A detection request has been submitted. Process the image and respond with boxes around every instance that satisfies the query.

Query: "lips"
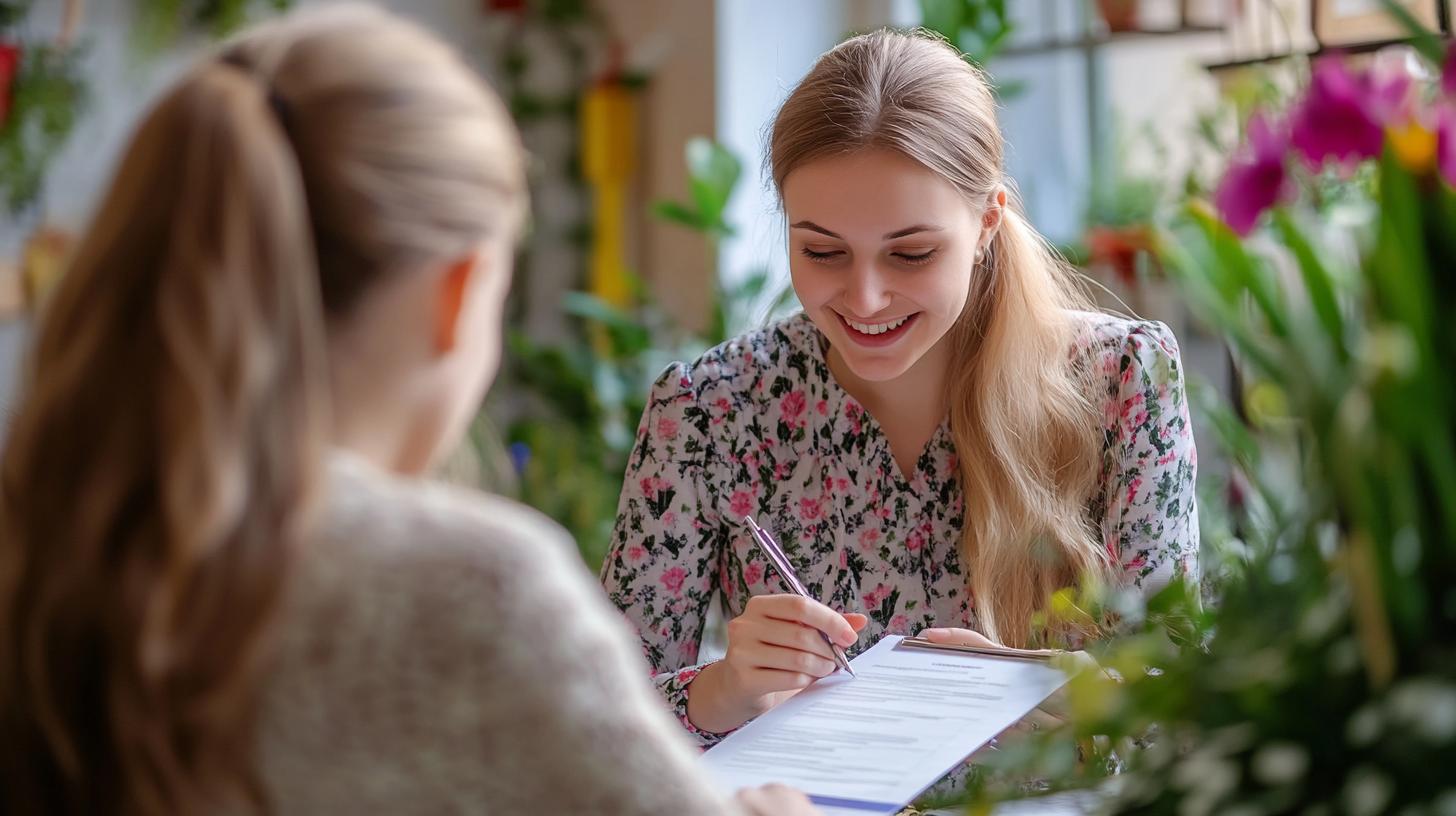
[836,311,919,347]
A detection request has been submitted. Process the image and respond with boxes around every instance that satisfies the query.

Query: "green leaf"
[1156,221,1282,376]
[561,292,652,355]
[1272,209,1347,362]
[1188,205,1292,339]
[652,200,704,231]
[917,0,966,42]
[1371,150,1434,352]
[685,137,741,235]
[1378,0,1447,63]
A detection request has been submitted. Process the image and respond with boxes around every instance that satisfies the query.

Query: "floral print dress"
[601,311,1198,746]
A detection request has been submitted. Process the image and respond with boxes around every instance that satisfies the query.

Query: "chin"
[836,351,917,383]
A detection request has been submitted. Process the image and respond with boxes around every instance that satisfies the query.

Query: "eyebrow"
[789,221,945,240]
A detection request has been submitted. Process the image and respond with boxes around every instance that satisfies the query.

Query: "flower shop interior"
[1,0,1454,814]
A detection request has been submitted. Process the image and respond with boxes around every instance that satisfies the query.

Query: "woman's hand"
[734,783,821,815]
[920,627,1098,735]
[687,595,867,734]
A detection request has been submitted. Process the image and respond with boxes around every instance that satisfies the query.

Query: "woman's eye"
[892,249,938,265]
[800,247,844,262]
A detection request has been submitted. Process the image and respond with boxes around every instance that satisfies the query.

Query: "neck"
[826,336,951,431]
[327,341,438,477]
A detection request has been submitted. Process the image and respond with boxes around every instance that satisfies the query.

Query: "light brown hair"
[771,29,1110,647]
[0,5,524,813]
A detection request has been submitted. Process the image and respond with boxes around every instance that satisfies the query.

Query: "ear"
[980,187,1008,250]
[434,252,482,355]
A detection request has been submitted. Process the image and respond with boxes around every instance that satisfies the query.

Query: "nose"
[840,261,892,318]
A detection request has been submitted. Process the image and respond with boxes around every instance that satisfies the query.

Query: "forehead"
[781,149,977,236]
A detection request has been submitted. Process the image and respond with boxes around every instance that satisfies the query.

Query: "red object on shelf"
[1086,224,1155,287]
[1096,0,1140,33]
[0,41,21,129]
[485,0,527,12]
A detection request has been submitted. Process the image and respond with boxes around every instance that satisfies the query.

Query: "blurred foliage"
[0,40,84,214]
[955,30,1456,816]
[915,0,1024,98]
[133,0,291,49]
[496,138,797,569]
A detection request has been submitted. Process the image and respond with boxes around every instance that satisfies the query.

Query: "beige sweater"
[255,453,736,815]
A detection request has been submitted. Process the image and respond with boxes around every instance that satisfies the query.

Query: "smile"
[836,312,920,346]
[844,315,912,335]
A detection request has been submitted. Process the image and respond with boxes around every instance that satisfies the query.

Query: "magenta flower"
[1438,105,1456,186]
[1290,58,1408,170]
[1215,113,1292,235]
[1444,42,1456,98]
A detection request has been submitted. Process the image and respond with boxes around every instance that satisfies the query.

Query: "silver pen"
[743,515,857,678]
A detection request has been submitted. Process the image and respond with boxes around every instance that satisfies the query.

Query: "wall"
[600,0,717,333]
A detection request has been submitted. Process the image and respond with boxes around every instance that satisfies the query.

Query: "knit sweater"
[253,453,736,815]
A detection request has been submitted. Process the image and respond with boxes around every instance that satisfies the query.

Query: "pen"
[743,515,857,678]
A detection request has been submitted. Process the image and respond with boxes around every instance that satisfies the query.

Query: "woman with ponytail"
[0,5,813,814]
[604,28,1198,749]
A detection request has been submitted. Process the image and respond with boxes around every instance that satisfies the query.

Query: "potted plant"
[1097,0,1141,33]
[1083,172,1162,288]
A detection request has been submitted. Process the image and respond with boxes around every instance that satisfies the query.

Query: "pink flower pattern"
[600,313,1198,746]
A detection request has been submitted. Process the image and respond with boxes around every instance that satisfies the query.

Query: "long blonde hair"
[771,29,1109,647]
[0,6,524,814]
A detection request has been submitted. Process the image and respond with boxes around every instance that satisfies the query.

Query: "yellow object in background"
[22,227,71,310]
[581,80,636,309]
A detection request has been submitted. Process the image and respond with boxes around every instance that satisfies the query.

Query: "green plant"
[916,0,1023,97]
[495,139,796,568]
[133,0,291,48]
[0,16,84,214]
[956,25,1456,816]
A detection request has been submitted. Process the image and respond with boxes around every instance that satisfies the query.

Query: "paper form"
[700,635,1069,814]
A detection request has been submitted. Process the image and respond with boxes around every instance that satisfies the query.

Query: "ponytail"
[945,203,1109,647]
[0,59,325,815]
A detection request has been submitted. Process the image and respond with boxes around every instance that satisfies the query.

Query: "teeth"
[846,315,911,336]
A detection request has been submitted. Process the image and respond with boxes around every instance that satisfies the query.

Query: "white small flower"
[1251,742,1308,787]
[1390,680,1456,743]
[1347,705,1382,747]
[1298,596,1344,641]
[1391,527,1420,575]
[1343,767,1393,816]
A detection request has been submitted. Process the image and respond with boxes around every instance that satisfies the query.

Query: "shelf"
[999,24,1225,59]
[1203,34,1455,74]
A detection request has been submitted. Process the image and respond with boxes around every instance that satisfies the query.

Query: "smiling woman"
[600,28,1199,771]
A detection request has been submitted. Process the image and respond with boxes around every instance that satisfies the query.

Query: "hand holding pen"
[743,516,857,676]
[682,517,867,735]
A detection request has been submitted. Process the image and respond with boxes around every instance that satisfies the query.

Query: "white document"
[700,635,1069,815]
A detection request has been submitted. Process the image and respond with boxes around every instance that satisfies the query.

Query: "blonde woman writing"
[0,5,812,814]
[603,29,1198,743]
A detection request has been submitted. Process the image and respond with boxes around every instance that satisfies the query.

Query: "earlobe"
[434,253,480,354]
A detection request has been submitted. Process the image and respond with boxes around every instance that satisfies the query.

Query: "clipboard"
[701,635,1071,815]
[898,636,1064,663]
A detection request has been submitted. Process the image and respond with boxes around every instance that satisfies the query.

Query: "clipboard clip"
[899,636,1063,663]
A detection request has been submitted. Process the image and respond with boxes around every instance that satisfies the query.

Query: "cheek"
[926,259,975,311]
[788,263,834,306]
